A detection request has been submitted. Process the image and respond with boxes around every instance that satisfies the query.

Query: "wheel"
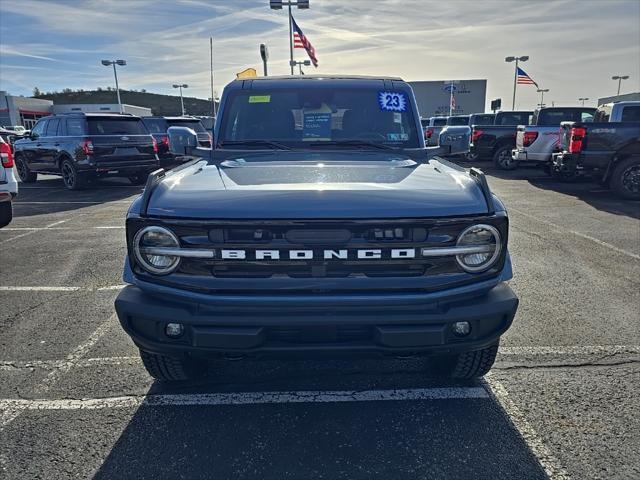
[60,159,86,190]
[15,155,37,183]
[128,173,148,185]
[493,146,518,170]
[139,349,205,382]
[466,151,480,162]
[0,201,12,228]
[432,343,499,379]
[610,156,640,200]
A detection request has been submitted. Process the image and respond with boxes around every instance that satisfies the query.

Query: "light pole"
[578,97,589,106]
[292,59,310,75]
[536,88,549,108]
[505,55,529,110]
[101,59,126,113]
[172,84,188,115]
[260,43,269,76]
[269,0,309,75]
[611,75,629,95]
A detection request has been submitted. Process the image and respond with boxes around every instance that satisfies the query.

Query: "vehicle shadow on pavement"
[92,358,548,480]
[458,161,640,220]
[13,176,142,218]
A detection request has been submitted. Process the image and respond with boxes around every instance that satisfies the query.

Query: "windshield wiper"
[308,140,395,150]
[218,140,291,150]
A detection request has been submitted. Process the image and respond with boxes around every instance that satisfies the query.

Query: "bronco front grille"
[128,217,508,281]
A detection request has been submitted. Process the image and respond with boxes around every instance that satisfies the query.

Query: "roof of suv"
[143,116,202,121]
[242,74,404,82]
[45,113,142,119]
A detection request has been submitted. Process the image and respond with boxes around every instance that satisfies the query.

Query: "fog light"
[452,321,471,336]
[165,323,184,338]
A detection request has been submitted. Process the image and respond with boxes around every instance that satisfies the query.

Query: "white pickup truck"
[510,107,596,170]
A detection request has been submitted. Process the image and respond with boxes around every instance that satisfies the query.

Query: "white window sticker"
[393,112,402,124]
[378,91,407,112]
[387,133,409,141]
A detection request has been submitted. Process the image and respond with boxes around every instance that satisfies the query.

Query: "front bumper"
[115,282,518,358]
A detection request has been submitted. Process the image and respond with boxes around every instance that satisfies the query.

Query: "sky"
[0,0,639,111]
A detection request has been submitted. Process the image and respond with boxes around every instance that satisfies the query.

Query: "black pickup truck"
[552,102,640,199]
[469,111,532,165]
[114,75,519,383]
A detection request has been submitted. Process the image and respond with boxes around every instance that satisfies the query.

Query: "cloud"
[1,0,638,109]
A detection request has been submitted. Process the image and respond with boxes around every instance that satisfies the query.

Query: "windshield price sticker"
[378,91,407,112]
[249,95,271,103]
[303,112,332,140]
[387,133,409,141]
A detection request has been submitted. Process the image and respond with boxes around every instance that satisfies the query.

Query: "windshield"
[219,87,420,149]
[432,117,447,126]
[537,109,595,126]
[167,119,206,133]
[472,115,495,125]
[448,116,469,126]
[495,112,531,126]
[87,118,147,135]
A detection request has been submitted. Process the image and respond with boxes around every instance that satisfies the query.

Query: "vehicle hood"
[146,151,488,219]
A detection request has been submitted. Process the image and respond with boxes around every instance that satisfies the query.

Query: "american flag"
[291,17,318,67]
[517,67,538,87]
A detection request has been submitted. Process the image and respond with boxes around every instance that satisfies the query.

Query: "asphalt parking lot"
[1,166,638,480]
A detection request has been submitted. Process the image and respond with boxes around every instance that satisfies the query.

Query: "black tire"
[128,173,148,185]
[60,159,86,191]
[139,349,205,382]
[610,156,640,200]
[493,146,518,170]
[15,155,37,183]
[466,151,480,162]
[0,201,12,228]
[432,343,499,379]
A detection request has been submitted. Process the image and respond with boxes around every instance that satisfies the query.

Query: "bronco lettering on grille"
[219,249,417,261]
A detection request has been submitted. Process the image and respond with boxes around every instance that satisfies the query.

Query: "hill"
[34,89,217,116]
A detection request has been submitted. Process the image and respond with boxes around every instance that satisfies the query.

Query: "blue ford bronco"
[115,75,518,382]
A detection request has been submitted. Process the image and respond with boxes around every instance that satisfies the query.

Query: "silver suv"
[0,135,18,227]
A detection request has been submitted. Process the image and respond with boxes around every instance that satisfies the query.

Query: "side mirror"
[438,126,471,155]
[29,132,39,141]
[167,126,199,155]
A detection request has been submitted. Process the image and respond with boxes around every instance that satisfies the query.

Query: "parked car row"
[9,113,210,191]
[552,102,640,199]
[423,101,639,200]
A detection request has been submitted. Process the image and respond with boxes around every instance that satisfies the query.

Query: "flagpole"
[288,3,294,75]
[449,80,454,116]
[512,58,518,111]
[210,36,216,117]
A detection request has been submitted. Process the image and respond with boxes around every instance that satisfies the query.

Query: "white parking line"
[510,207,640,260]
[500,345,640,355]
[485,375,571,480]
[0,218,73,245]
[1,345,637,372]
[0,314,118,427]
[0,386,489,413]
[15,201,132,204]
[1,226,124,231]
[0,285,125,292]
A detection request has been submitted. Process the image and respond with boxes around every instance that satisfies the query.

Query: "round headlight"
[133,226,180,275]
[456,224,502,273]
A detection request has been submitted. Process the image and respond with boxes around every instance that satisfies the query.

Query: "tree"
[33,87,42,97]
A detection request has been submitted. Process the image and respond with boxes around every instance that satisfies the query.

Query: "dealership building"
[408,80,487,118]
[1,91,151,129]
